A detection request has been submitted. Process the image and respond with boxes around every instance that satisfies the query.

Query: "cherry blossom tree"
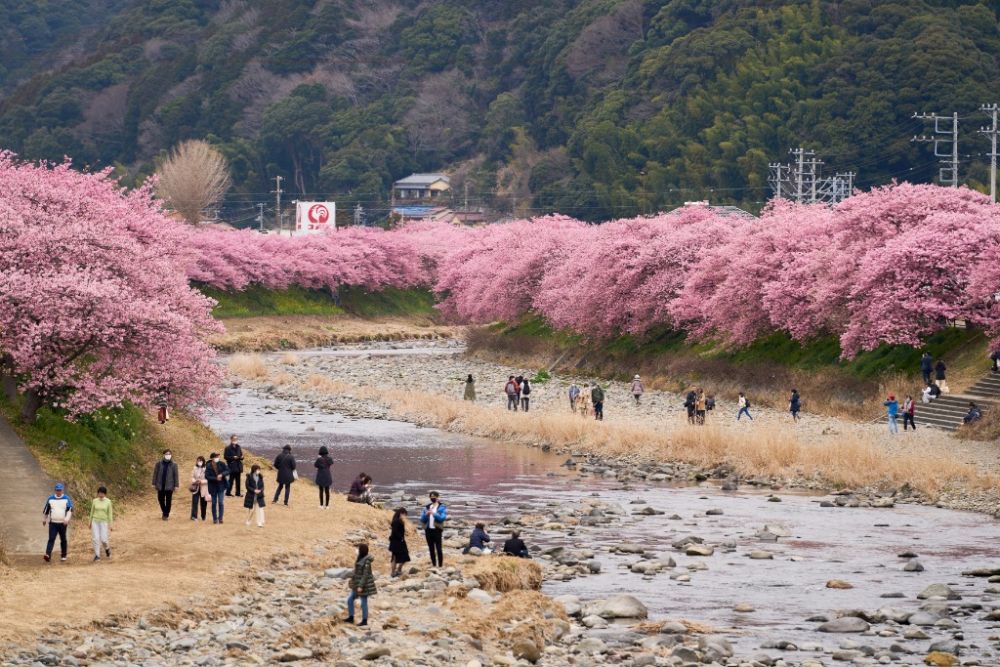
[0,153,223,421]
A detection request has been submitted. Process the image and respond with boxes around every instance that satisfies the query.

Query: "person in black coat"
[502,530,530,558]
[244,464,266,528]
[388,507,410,577]
[224,435,244,497]
[152,450,179,520]
[314,446,334,509]
[273,444,296,506]
[205,452,230,524]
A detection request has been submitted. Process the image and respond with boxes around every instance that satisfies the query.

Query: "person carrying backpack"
[737,391,752,421]
[684,390,697,424]
[568,383,580,412]
[520,378,532,412]
[591,384,605,421]
[504,376,519,412]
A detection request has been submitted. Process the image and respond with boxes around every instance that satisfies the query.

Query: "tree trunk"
[20,388,42,424]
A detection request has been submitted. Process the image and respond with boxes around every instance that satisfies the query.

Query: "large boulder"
[584,595,649,619]
[817,617,870,633]
[917,583,961,600]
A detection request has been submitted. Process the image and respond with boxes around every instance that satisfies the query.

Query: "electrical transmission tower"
[980,104,999,203]
[912,112,959,188]
[768,148,855,203]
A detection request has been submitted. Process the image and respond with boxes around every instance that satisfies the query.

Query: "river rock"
[698,636,733,661]
[826,579,854,589]
[734,602,755,613]
[685,544,714,557]
[467,588,493,604]
[748,550,774,560]
[818,617,870,633]
[918,584,961,600]
[581,615,608,629]
[512,639,541,664]
[907,611,940,626]
[904,559,925,572]
[706,508,723,516]
[362,647,390,661]
[924,651,958,666]
[585,594,648,619]
[277,648,314,662]
[324,568,351,579]
[576,638,607,654]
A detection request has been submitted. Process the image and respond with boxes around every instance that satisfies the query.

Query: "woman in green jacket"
[345,543,377,626]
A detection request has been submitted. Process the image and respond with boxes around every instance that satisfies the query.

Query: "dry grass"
[279,352,300,365]
[467,556,543,592]
[227,353,269,379]
[236,367,996,501]
[452,589,566,648]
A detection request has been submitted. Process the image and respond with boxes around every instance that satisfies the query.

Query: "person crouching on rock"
[347,473,373,504]
[502,530,530,558]
[420,491,447,568]
[345,543,377,626]
[389,508,410,578]
[463,522,491,555]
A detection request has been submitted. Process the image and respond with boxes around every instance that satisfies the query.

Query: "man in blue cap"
[43,483,73,562]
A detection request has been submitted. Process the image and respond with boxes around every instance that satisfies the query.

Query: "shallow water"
[209,381,1000,664]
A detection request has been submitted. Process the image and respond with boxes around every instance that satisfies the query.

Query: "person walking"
[389,508,410,578]
[205,452,229,524]
[347,473,373,505]
[152,449,179,520]
[502,530,530,558]
[315,446,334,509]
[568,383,580,412]
[684,389,697,424]
[463,374,476,401]
[902,395,916,431]
[463,522,491,554]
[224,435,244,497]
[789,389,802,421]
[884,394,899,434]
[345,543,377,626]
[591,383,605,421]
[190,456,209,521]
[631,375,644,405]
[42,483,73,563]
[935,359,948,393]
[520,378,532,412]
[89,486,113,562]
[695,389,706,425]
[420,491,447,568]
[578,384,591,417]
[504,376,519,412]
[920,352,933,386]
[244,464,266,528]
[273,444,297,506]
[737,391,753,421]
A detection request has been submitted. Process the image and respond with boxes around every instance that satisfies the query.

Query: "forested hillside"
[2,0,999,220]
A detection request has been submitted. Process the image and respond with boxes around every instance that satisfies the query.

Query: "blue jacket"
[420,502,447,529]
[205,459,230,493]
[469,527,491,549]
[884,400,899,417]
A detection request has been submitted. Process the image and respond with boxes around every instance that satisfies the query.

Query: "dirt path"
[0,415,54,556]
[0,416,388,643]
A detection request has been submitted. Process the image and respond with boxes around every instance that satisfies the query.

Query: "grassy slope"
[0,394,218,517]
[200,285,436,320]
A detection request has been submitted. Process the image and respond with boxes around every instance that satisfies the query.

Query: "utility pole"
[913,112,960,187]
[768,162,792,199]
[769,150,854,204]
[271,175,284,232]
[463,181,469,211]
[980,104,999,203]
[256,203,265,232]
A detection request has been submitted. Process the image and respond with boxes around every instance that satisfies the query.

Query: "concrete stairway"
[916,370,1000,431]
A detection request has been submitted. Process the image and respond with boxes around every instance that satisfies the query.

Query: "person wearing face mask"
[205,452,230,524]
[152,449,179,520]
[224,435,244,497]
[244,464,266,528]
[190,456,209,521]
[419,491,447,568]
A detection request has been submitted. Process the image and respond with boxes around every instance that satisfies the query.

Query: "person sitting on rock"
[463,522,491,554]
[502,530,530,558]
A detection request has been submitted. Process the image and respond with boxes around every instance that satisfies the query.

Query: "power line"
[912,111,959,187]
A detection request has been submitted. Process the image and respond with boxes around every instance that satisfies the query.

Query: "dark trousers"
[156,489,173,518]
[903,413,916,430]
[45,522,68,557]
[507,395,518,411]
[521,397,530,411]
[273,482,291,505]
[425,528,444,567]
[318,485,330,507]
[191,493,207,520]
[210,487,225,522]
[737,407,753,421]
[594,401,603,420]
[227,470,241,496]
[922,370,931,385]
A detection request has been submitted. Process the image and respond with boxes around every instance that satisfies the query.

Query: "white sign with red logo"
[295,201,336,233]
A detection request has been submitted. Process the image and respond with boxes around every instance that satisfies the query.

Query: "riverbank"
[226,342,1000,515]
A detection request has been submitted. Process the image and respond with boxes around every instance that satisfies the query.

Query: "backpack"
[744,398,750,408]
[522,383,531,396]
[705,397,715,411]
